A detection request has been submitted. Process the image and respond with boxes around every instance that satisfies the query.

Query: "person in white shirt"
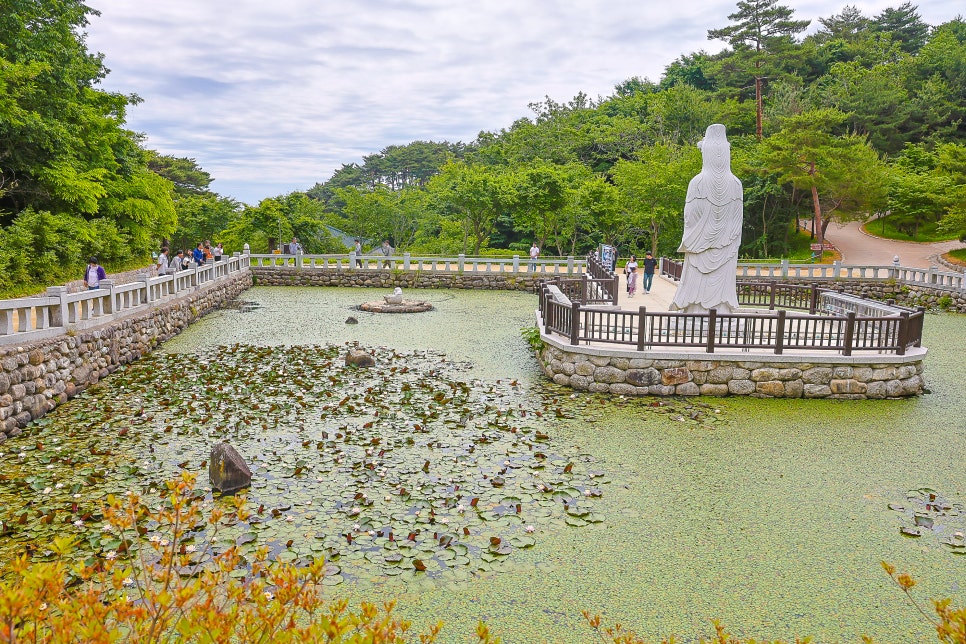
[157,247,170,275]
[529,242,540,272]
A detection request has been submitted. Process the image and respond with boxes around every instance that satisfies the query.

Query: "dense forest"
[2,0,965,296]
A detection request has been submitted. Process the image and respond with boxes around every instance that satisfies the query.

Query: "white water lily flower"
[73,520,84,527]
[55,483,64,489]
[264,591,274,601]
[43,487,52,494]
[104,550,117,560]
[149,535,161,543]
[352,523,361,531]
[46,464,54,469]
[456,504,465,513]
[384,496,391,502]
[185,544,197,553]
[584,490,592,496]
[18,452,26,458]
[367,530,375,536]
[439,517,449,524]
[285,515,294,522]
[160,539,170,547]
[525,525,535,533]
[39,603,48,611]
[73,494,81,499]
[122,577,134,587]
[350,507,360,515]
[101,523,114,533]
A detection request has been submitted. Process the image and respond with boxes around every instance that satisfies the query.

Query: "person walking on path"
[529,242,540,272]
[353,239,363,268]
[380,240,393,268]
[625,255,639,297]
[83,257,106,290]
[642,251,657,294]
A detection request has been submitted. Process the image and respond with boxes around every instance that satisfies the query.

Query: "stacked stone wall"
[251,267,545,292]
[539,344,925,400]
[776,279,966,313]
[0,271,252,442]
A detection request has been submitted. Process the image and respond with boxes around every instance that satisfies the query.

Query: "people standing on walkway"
[352,239,363,268]
[170,250,185,272]
[380,240,393,268]
[157,247,170,276]
[625,255,639,297]
[213,243,223,262]
[193,243,206,266]
[529,242,540,272]
[642,251,657,294]
[83,257,106,290]
[289,237,302,254]
[203,241,214,263]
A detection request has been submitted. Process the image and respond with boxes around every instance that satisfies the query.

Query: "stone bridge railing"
[0,254,251,346]
[248,251,585,275]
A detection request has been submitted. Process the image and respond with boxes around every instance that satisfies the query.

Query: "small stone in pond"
[345,316,358,324]
[900,526,921,537]
[888,503,905,511]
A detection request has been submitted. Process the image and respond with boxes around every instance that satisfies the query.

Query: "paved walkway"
[824,220,961,269]
[617,272,678,313]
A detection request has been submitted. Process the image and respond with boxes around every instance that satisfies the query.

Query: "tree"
[760,108,885,247]
[869,2,930,54]
[612,144,700,256]
[146,153,213,196]
[708,0,810,139]
[426,162,514,255]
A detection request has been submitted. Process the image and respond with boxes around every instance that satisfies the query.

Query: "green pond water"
[2,286,964,643]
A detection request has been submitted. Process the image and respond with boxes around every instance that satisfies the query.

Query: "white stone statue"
[669,124,743,314]
[384,286,403,305]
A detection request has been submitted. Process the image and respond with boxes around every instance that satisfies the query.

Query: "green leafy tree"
[708,0,810,139]
[760,108,885,246]
[612,144,701,257]
[426,162,514,255]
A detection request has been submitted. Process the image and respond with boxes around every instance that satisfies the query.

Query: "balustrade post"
[513,255,520,273]
[567,256,574,275]
[781,258,789,279]
[636,306,647,351]
[100,280,116,314]
[832,260,842,279]
[458,254,465,272]
[775,310,786,354]
[706,309,717,353]
[46,286,69,328]
[141,276,153,305]
[843,311,856,356]
[896,311,910,355]
[570,302,580,345]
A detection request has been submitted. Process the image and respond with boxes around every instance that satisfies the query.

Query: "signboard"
[810,243,834,251]
[599,244,617,271]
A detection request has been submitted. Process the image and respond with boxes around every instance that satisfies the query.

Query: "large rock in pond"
[345,349,376,368]
[209,442,252,493]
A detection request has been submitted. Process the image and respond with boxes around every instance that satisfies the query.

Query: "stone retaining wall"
[779,279,966,313]
[0,271,253,443]
[538,341,925,399]
[251,267,546,291]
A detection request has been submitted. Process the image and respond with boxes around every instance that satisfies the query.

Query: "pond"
[1,286,964,642]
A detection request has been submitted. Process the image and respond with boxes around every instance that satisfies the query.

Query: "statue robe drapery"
[670,124,743,314]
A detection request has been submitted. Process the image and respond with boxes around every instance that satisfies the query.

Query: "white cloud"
[85,0,963,203]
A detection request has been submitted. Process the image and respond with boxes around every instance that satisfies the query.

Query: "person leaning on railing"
[83,257,106,290]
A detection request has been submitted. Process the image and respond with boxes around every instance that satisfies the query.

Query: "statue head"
[697,124,731,174]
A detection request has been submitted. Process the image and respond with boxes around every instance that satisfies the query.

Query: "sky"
[84,1,963,204]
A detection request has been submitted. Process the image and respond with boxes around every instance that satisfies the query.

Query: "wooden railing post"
[897,311,909,356]
[636,306,647,351]
[769,282,776,310]
[570,302,580,345]
[706,309,717,353]
[809,283,819,314]
[775,309,786,354]
[612,275,619,305]
[843,311,856,356]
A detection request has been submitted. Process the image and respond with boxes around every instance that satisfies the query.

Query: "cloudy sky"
[84,0,962,204]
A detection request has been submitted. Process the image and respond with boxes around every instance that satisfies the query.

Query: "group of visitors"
[157,241,223,276]
[351,239,394,268]
[623,251,657,297]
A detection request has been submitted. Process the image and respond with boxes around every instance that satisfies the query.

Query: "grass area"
[861,215,958,243]
[946,248,966,266]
